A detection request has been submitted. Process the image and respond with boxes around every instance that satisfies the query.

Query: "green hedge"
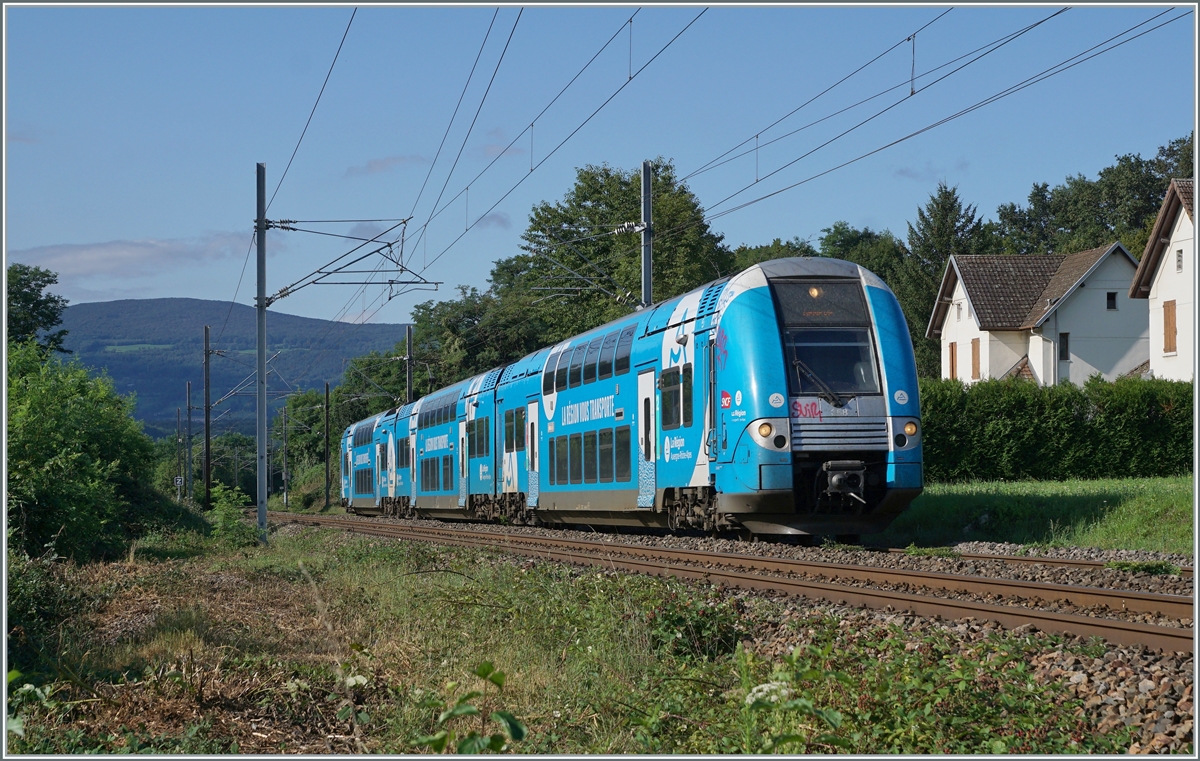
[919,376,1193,483]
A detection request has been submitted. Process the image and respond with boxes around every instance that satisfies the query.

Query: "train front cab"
[711,258,923,537]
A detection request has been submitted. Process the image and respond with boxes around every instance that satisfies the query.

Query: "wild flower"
[745,681,793,706]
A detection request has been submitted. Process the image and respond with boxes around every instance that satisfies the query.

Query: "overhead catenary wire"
[406,7,1192,367]
[408,9,501,221]
[699,7,1071,220]
[683,6,953,182]
[400,8,709,293]
[266,6,357,212]
[404,8,642,254]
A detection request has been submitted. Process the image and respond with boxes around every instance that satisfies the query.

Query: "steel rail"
[270,513,1194,652]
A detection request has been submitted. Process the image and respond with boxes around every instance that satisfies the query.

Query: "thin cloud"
[7,130,40,144]
[893,160,945,183]
[479,127,525,159]
[474,212,511,230]
[347,222,386,241]
[344,154,429,177]
[7,231,278,302]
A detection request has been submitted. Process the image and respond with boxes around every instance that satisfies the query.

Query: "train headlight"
[903,421,918,436]
[758,422,773,438]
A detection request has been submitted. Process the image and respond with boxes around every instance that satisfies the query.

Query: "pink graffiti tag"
[714,327,729,370]
[791,399,823,422]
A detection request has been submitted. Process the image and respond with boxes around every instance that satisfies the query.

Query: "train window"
[568,345,586,388]
[442,455,453,491]
[615,426,632,482]
[555,349,571,392]
[380,444,389,472]
[547,437,557,484]
[569,433,583,484]
[355,468,374,495]
[354,423,373,448]
[528,421,535,463]
[467,420,477,457]
[682,363,693,428]
[597,331,618,380]
[598,429,614,482]
[543,351,560,395]
[343,451,350,480]
[479,418,489,456]
[584,431,598,483]
[660,368,682,430]
[556,436,569,485]
[771,281,871,327]
[614,326,636,375]
[515,407,526,451]
[584,337,603,384]
[643,398,652,460]
[785,328,879,395]
[504,410,515,453]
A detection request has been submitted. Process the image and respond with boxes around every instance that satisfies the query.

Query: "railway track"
[267,512,1194,653]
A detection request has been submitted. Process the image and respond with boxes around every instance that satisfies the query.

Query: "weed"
[1104,560,1180,576]
[645,585,745,659]
[903,543,961,558]
[412,661,528,753]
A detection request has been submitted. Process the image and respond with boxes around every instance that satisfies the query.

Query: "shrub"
[209,484,258,547]
[919,376,1192,482]
[5,545,85,672]
[6,340,159,560]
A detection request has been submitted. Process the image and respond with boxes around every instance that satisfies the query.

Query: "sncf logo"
[720,391,732,409]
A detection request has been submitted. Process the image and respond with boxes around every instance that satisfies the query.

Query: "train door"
[374,442,382,509]
[409,431,417,502]
[458,418,468,507]
[387,432,396,499]
[526,399,539,508]
[637,369,656,508]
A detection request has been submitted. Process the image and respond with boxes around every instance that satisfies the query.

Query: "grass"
[7,526,1146,754]
[872,476,1193,556]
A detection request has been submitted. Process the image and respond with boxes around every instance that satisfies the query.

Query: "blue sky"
[5,4,1196,329]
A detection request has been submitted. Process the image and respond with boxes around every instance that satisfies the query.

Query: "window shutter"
[1164,300,1177,353]
[948,342,957,379]
[971,338,980,380]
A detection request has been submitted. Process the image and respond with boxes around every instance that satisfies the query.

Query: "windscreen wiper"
[793,357,847,409]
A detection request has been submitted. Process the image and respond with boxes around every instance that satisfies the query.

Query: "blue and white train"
[340,257,923,538]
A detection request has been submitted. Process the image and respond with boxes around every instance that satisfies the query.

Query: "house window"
[956,303,962,322]
[1058,333,1070,362]
[948,342,957,380]
[971,338,980,380]
[1107,292,1117,310]
[1164,300,1177,354]
[1177,250,1184,273]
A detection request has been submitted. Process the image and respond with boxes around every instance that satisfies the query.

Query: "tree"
[731,236,817,271]
[818,222,908,287]
[899,182,997,377]
[995,133,1193,258]
[510,159,734,343]
[6,341,158,559]
[7,263,69,353]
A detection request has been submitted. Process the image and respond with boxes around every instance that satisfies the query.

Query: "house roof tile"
[1019,244,1114,328]
[954,255,1063,330]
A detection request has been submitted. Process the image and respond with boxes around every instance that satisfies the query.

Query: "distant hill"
[60,298,409,439]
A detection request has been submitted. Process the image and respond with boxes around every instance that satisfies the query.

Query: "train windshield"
[770,281,879,397]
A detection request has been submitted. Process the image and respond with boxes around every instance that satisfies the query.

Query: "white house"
[926,242,1148,385]
[1128,178,1194,381]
